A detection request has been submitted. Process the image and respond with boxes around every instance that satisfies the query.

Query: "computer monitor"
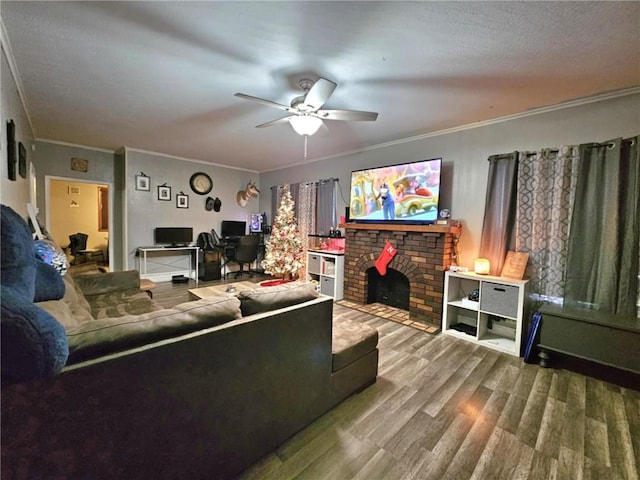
[220,220,246,239]
[250,214,262,233]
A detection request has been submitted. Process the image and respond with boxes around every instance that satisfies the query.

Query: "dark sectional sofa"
[2,266,379,479]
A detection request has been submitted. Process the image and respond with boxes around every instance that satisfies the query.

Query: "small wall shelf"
[442,271,528,356]
[307,249,344,300]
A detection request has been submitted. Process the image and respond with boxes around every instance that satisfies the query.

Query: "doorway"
[46,177,112,268]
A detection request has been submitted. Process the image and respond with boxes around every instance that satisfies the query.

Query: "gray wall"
[259,93,640,270]
[124,149,260,270]
[1,47,33,217]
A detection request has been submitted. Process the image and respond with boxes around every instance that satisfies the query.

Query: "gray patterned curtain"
[515,146,579,303]
[478,153,519,275]
[565,137,639,316]
[316,179,336,236]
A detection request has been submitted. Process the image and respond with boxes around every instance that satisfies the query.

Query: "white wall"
[1,47,32,216]
[259,93,640,270]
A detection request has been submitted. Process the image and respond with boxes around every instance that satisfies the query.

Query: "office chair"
[225,234,260,279]
[68,233,105,265]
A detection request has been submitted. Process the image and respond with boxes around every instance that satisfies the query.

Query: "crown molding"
[0,18,36,136]
[123,147,259,173]
[263,86,640,173]
[36,138,116,154]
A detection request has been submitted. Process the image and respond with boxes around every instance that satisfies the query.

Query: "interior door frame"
[45,175,114,269]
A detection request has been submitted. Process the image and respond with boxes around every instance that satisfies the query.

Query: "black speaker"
[345,206,350,222]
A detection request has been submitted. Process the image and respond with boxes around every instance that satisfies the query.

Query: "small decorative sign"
[71,157,88,172]
[68,186,80,195]
[501,251,529,279]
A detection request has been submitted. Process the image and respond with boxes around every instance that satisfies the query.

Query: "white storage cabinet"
[442,271,528,356]
[306,250,344,300]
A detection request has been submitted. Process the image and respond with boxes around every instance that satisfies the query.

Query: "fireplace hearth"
[343,223,460,328]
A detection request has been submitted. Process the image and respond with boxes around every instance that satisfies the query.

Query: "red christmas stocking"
[375,242,397,276]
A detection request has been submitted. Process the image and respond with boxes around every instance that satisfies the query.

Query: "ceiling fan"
[234,78,378,136]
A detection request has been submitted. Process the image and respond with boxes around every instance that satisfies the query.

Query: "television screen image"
[250,214,262,233]
[154,227,193,246]
[348,158,442,224]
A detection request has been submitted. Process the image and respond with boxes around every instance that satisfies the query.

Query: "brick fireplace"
[342,223,460,329]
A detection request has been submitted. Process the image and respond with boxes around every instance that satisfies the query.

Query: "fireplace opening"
[367,267,410,310]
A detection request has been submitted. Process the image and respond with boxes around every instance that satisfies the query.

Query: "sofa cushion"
[85,289,163,319]
[66,295,242,363]
[1,285,69,384]
[238,281,319,316]
[60,274,94,324]
[332,318,379,372]
[73,270,140,295]
[38,298,82,331]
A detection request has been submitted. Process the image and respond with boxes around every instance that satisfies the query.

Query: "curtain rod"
[524,149,560,157]
[270,178,338,190]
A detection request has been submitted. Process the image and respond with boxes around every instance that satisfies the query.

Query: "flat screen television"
[220,220,246,239]
[154,227,193,246]
[348,157,442,224]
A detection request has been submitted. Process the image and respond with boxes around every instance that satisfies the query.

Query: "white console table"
[137,246,199,284]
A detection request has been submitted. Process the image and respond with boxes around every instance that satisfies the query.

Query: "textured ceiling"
[2,1,639,172]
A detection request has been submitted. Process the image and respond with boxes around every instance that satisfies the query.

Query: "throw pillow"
[34,239,68,275]
[238,281,319,316]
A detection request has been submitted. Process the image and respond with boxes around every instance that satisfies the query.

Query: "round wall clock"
[189,172,213,195]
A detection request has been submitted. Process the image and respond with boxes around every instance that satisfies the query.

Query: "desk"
[137,246,199,284]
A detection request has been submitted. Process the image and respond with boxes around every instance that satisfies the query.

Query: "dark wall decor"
[70,157,89,172]
[158,184,171,201]
[176,192,189,209]
[6,120,16,181]
[135,173,150,191]
[18,142,27,178]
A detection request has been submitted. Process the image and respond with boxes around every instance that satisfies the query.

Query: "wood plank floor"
[154,280,640,480]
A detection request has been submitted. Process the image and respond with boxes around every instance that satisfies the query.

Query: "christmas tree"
[261,185,304,279]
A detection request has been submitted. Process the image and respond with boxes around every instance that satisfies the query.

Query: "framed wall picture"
[6,120,16,181]
[158,185,171,201]
[176,193,189,209]
[135,174,150,191]
[71,157,88,173]
[18,142,27,178]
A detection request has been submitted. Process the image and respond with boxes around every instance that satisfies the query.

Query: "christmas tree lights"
[261,185,304,279]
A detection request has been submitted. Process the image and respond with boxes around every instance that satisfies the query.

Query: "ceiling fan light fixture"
[289,116,323,136]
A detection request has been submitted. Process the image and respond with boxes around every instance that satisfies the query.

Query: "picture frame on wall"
[158,185,171,201]
[135,173,150,191]
[6,119,16,181]
[71,157,89,173]
[176,193,189,209]
[18,142,27,178]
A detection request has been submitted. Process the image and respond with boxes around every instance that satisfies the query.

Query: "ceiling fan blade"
[316,109,378,121]
[234,93,293,112]
[255,116,293,128]
[302,78,337,110]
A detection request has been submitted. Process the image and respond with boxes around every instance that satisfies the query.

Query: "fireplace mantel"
[341,222,461,236]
